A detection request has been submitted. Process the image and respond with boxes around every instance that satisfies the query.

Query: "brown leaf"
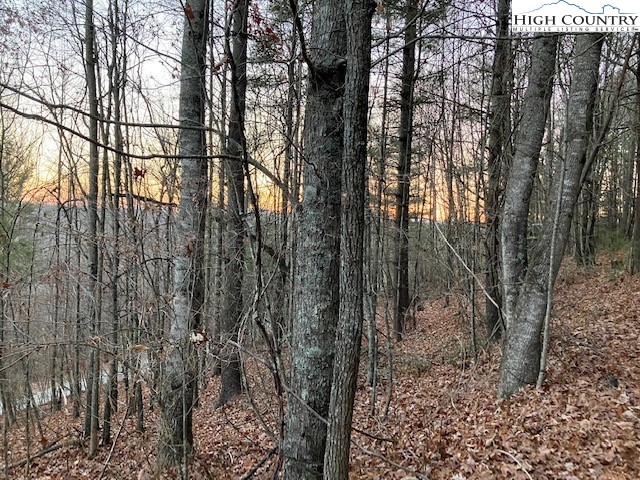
[184,2,195,20]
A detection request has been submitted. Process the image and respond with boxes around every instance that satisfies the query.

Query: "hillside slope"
[3,258,639,479]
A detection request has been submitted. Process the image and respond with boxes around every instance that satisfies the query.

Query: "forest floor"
[2,254,639,479]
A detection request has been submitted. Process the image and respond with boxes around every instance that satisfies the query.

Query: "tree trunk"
[217,0,248,408]
[574,174,599,266]
[158,0,208,470]
[394,0,417,342]
[499,34,604,397]
[501,34,558,330]
[83,0,102,458]
[282,0,346,477]
[484,0,511,341]
[102,0,125,445]
[631,43,640,274]
[323,0,373,476]
[272,27,299,344]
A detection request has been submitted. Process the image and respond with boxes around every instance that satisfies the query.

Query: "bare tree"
[282,0,346,476]
[631,41,640,274]
[158,0,209,471]
[500,34,558,336]
[102,0,126,446]
[394,0,418,342]
[82,0,102,458]
[323,0,373,476]
[500,34,604,397]
[484,0,511,341]
[217,0,248,408]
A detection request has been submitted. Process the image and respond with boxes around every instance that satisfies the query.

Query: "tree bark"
[631,43,640,274]
[83,0,101,458]
[323,0,373,476]
[574,174,599,266]
[158,0,208,469]
[394,0,418,342]
[282,0,346,477]
[217,0,248,408]
[484,0,511,341]
[499,34,604,397]
[500,34,558,330]
[102,0,125,445]
[366,16,391,394]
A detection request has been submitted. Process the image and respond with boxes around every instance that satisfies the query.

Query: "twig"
[287,0,314,74]
[192,454,215,478]
[537,130,565,389]
[496,449,534,480]
[110,192,177,208]
[97,396,133,480]
[352,426,393,444]
[240,447,277,479]
[433,221,500,310]
[284,384,393,443]
[3,440,82,472]
[352,438,430,480]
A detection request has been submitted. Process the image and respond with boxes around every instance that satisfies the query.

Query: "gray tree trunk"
[499,34,604,397]
[484,0,511,342]
[83,0,101,458]
[158,0,208,469]
[394,0,417,342]
[282,0,346,477]
[217,0,248,407]
[501,35,558,330]
[102,0,125,445]
[574,174,599,266]
[631,43,640,275]
[323,0,373,476]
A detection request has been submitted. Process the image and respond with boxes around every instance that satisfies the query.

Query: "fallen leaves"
[1,256,639,478]
[346,257,640,479]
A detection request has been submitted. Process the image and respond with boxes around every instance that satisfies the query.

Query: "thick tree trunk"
[501,35,558,329]
[632,152,640,274]
[217,0,248,408]
[499,34,604,397]
[158,0,208,469]
[394,0,417,342]
[484,0,511,342]
[631,44,640,275]
[323,0,373,476]
[282,0,346,477]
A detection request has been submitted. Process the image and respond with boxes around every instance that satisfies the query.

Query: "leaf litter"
[1,257,638,479]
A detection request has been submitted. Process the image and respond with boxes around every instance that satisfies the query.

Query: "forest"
[0,0,639,478]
